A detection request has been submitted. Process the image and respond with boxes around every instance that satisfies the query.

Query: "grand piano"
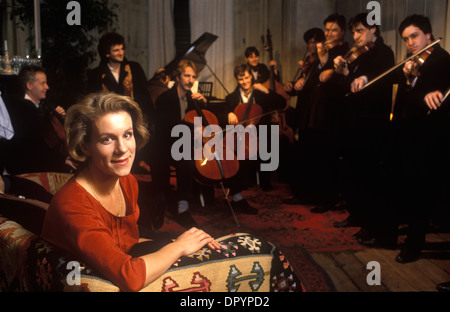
[164,32,230,126]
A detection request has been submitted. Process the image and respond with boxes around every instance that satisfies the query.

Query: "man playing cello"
[224,64,286,212]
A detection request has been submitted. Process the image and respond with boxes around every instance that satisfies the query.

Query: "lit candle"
[4,40,7,52]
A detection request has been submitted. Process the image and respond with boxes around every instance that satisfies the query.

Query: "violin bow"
[442,87,450,103]
[427,87,450,116]
[346,38,442,96]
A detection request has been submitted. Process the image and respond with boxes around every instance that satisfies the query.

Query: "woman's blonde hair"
[65,92,150,165]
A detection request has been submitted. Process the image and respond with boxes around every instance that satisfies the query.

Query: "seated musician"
[244,46,279,85]
[152,60,207,228]
[4,65,70,174]
[224,64,286,212]
[331,13,395,235]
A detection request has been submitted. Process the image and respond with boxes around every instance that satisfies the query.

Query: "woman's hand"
[139,227,220,288]
[174,227,220,256]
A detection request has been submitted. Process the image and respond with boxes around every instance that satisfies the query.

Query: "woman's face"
[83,111,136,179]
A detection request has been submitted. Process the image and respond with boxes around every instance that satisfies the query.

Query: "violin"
[292,52,318,83]
[321,40,339,55]
[184,93,239,184]
[343,42,375,65]
[316,39,343,71]
[408,47,434,77]
[335,42,375,73]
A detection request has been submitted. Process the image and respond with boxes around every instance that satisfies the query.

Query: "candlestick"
[1,51,14,75]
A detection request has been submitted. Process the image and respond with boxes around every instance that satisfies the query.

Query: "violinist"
[285,28,324,133]
[366,15,450,263]
[331,13,395,235]
[152,60,207,228]
[224,64,286,211]
[5,65,70,175]
[315,13,349,84]
[283,14,348,212]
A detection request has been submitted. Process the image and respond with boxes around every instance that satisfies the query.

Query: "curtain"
[189,0,235,99]
[147,0,176,78]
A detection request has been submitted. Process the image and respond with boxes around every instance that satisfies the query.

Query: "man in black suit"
[152,60,208,228]
[386,15,450,262]
[87,32,153,173]
[356,15,450,263]
[283,13,349,212]
[5,65,69,174]
[224,64,286,213]
[332,13,395,235]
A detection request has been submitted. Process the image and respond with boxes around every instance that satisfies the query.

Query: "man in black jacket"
[381,15,450,262]
[332,13,395,235]
[153,60,208,228]
[224,64,286,213]
[353,15,450,263]
[283,13,349,212]
[87,32,154,173]
[5,66,69,174]
[87,33,152,116]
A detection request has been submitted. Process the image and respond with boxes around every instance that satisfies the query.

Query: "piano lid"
[164,32,218,77]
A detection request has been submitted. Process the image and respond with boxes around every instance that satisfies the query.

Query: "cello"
[263,29,295,144]
[184,91,241,226]
[184,92,239,184]
[231,95,263,160]
[41,101,66,149]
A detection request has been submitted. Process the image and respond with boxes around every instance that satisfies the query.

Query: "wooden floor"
[310,231,450,292]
